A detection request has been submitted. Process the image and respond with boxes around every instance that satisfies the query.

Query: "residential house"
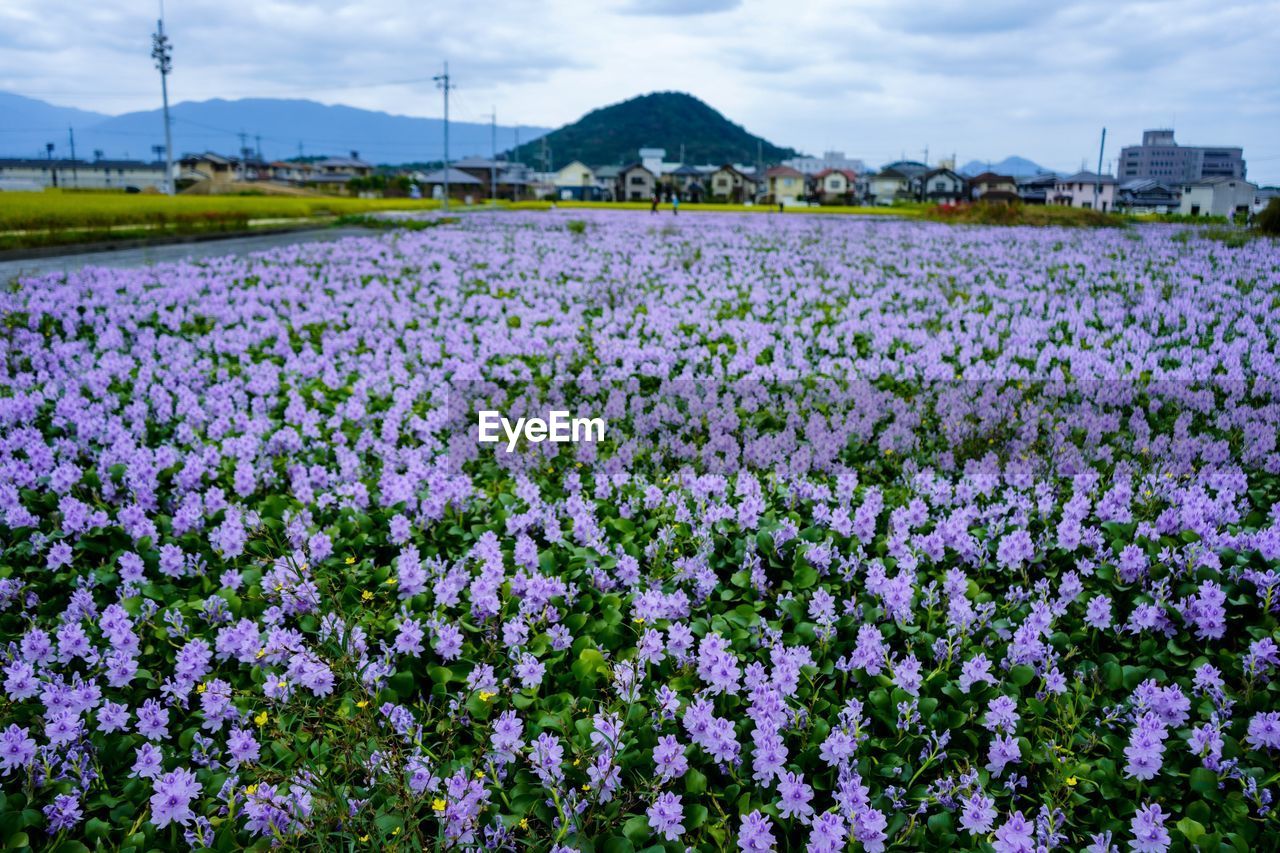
[969,172,1019,203]
[594,166,622,201]
[867,167,916,205]
[452,157,532,200]
[552,160,597,200]
[266,161,314,184]
[1050,172,1117,211]
[618,163,657,201]
[1116,180,1180,214]
[916,168,967,203]
[668,164,705,199]
[708,164,754,203]
[764,166,806,205]
[309,152,374,187]
[813,169,858,204]
[0,157,168,191]
[416,167,484,202]
[1178,176,1258,218]
[1017,173,1057,205]
[1254,187,1280,216]
[178,152,237,189]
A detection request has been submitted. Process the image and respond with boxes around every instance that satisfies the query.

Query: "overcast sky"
[2,0,1278,182]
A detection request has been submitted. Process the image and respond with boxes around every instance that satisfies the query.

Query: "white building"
[783,150,868,176]
[1177,176,1258,218]
[1050,171,1117,211]
[0,158,169,191]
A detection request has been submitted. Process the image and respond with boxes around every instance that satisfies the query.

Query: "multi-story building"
[0,157,168,191]
[1118,130,1245,183]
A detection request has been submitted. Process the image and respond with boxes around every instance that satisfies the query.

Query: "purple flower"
[653,734,688,782]
[777,770,815,823]
[150,766,201,828]
[1247,712,1280,750]
[43,793,82,832]
[993,809,1035,853]
[1124,712,1168,781]
[647,791,684,841]
[131,743,164,779]
[0,725,36,774]
[1085,594,1112,630]
[227,727,261,766]
[986,734,1021,777]
[738,810,776,851]
[961,791,997,835]
[1129,802,1171,853]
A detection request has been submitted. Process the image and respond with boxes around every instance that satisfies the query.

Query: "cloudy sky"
[3,0,1278,181]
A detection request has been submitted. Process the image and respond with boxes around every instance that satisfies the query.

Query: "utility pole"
[433,61,453,210]
[679,142,685,165]
[46,142,57,188]
[1096,127,1106,176]
[68,127,78,188]
[151,0,175,195]
[513,126,520,166]
[255,134,263,162]
[238,131,248,180]
[490,107,497,206]
[923,145,929,167]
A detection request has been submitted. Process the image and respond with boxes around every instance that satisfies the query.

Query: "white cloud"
[1,0,1277,181]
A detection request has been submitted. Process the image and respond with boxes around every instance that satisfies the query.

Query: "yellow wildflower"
[345,556,356,565]
[479,691,496,702]
[256,648,266,660]
[196,683,207,694]
[475,769,485,779]
[1066,776,1078,787]
[361,590,374,602]
[432,798,447,812]
[519,818,529,830]
[244,784,259,796]
[254,711,268,727]
[385,577,397,586]
[359,834,369,842]
[356,699,369,709]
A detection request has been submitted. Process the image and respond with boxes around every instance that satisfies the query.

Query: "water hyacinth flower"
[647,791,685,841]
[0,212,1276,850]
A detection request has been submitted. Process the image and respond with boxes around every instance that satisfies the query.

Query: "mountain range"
[0,91,548,166]
[508,92,799,169]
[957,156,1057,177]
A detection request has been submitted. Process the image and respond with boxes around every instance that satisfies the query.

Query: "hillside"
[0,93,549,166]
[508,91,799,169]
[959,155,1057,177]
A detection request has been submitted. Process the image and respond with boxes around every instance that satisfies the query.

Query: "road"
[0,226,371,283]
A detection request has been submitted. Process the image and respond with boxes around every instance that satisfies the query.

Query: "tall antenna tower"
[151,1,175,195]
[433,61,453,211]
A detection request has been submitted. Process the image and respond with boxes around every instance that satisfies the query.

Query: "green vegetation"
[924,201,1126,228]
[1258,198,1280,236]
[507,91,798,168]
[333,214,460,230]
[0,190,442,251]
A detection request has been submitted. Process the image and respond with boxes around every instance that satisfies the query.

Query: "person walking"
[651,191,660,214]
[672,193,680,216]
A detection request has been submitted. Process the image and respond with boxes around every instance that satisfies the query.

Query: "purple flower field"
[2,210,1280,851]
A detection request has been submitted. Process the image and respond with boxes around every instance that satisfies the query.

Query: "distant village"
[0,129,1272,218]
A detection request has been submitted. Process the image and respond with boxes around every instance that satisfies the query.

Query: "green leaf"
[1008,665,1035,686]
[623,815,650,843]
[1176,817,1206,844]
[1189,768,1220,795]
